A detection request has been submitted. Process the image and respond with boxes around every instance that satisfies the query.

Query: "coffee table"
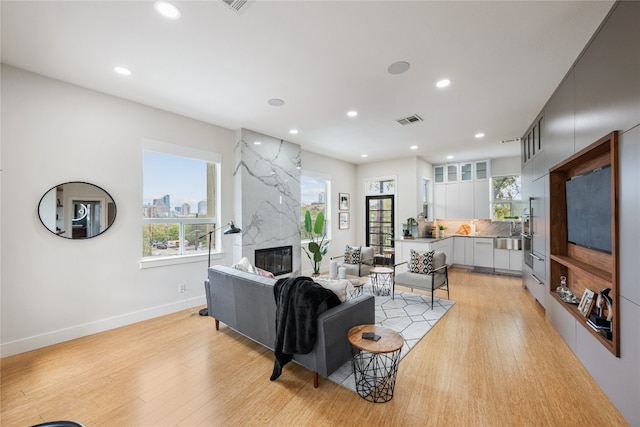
[348,324,403,403]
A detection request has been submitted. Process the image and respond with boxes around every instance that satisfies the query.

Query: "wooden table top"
[348,325,403,353]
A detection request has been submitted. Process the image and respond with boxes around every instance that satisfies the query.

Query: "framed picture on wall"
[339,193,350,210]
[339,212,350,229]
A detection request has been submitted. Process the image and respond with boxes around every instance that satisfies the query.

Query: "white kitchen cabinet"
[465,238,474,265]
[434,165,445,183]
[433,184,446,219]
[494,249,510,270]
[444,183,460,218]
[509,250,523,271]
[473,180,490,219]
[432,237,454,263]
[453,237,465,265]
[446,164,458,182]
[473,238,494,268]
[494,248,523,272]
[460,162,473,181]
[459,181,474,219]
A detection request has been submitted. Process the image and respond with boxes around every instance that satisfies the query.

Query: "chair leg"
[313,372,319,388]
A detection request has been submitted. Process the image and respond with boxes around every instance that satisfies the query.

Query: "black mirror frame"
[38,181,117,239]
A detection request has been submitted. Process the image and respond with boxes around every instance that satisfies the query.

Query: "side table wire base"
[351,348,401,402]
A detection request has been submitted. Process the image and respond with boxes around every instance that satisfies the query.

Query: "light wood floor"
[1,268,628,426]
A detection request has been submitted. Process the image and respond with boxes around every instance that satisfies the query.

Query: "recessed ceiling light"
[475,132,485,138]
[113,66,131,76]
[436,79,451,88]
[268,98,285,107]
[254,141,261,145]
[154,0,181,19]
[361,154,368,158]
[387,61,410,75]
[289,129,298,135]
[447,155,454,160]
[410,145,418,150]
[347,110,358,117]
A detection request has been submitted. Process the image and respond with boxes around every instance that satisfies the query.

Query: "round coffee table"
[348,325,403,403]
[370,266,394,298]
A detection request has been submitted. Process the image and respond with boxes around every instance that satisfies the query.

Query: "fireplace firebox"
[255,245,293,276]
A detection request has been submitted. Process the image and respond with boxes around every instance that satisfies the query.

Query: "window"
[491,175,522,220]
[300,174,330,240]
[142,142,220,261]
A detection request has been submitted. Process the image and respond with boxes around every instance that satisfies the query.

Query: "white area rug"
[328,284,455,392]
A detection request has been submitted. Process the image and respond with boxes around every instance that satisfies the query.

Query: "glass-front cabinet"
[460,162,473,181]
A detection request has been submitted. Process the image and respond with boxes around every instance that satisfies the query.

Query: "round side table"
[348,325,403,403]
[370,266,394,298]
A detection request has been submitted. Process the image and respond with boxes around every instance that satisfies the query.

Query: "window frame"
[300,171,331,243]
[140,139,222,268]
[490,174,522,220]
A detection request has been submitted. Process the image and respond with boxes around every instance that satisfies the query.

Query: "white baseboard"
[0,296,206,357]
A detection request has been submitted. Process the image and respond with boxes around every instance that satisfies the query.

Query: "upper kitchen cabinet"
[522,114,546,181]
[542,72,576,173]
[574,1,640,152]
[434,160,490,219]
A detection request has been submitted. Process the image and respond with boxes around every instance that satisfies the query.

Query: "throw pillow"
[344,245,361,264]
[232,257,257,274]
[409,249,435,274]
[313,278,353,303]
[256,267,275,278]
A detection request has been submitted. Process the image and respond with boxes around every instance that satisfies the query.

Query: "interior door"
[366,195,394,257]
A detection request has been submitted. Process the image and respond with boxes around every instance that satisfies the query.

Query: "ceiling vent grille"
[221,0,249,13]
[396,114,424,126]
[500,137,522,144]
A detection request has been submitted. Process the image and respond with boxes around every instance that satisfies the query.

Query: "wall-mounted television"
[565,164,612,254]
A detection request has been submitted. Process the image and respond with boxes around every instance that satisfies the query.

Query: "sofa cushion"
[344,245,361,264]
[313,277,354,302]
[232,256,257,274]
[409,249,435,274]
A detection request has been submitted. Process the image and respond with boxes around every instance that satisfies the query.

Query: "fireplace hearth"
[255,245,293,276]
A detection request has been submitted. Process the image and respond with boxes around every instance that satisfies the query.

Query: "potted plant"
[438,224,446,238]
[302,210,330,275]
[404,217,417,238]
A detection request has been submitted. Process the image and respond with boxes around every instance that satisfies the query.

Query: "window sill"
[139,251,223,269]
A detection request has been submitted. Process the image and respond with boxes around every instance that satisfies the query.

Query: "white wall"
[300,151,357,275]
[491,156,520,176]
[356,157,423,243]
[0,65,236,356]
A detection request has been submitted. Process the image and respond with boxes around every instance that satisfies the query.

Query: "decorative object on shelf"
[556,275,578,303]
[578,288,596,317]
[339,193,350,210]
[587,288,613,339]
[438,224,446,239]
[339,212,350,230]
[302,210,329,275]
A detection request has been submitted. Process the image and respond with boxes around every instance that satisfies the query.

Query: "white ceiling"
[1,0,615,165]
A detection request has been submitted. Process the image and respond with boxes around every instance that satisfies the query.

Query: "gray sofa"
[205,265,375,387]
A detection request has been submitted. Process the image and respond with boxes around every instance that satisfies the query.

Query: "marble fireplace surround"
[232,129,302,276]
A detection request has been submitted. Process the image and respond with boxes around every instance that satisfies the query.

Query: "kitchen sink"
[495,237,522,250]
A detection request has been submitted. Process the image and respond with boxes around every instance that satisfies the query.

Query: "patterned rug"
[328,284,455,392]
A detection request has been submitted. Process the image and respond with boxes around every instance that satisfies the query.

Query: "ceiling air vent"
[221,0,250,13]
[500,137,522,144]
[396,114,424,126]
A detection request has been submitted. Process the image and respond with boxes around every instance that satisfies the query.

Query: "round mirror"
[38,182,117,239]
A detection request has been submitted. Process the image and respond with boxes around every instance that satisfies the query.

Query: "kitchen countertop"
[396,234,521,242]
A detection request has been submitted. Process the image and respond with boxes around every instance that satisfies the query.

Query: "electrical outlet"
[178,283,186,293]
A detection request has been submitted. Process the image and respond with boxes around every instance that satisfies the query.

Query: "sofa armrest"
[295,294,375,377]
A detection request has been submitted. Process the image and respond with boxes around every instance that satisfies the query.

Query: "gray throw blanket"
[270,276,340,381]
